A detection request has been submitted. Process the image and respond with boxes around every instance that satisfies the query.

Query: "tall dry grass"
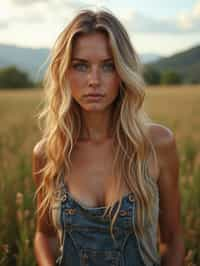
[0,85,200,265]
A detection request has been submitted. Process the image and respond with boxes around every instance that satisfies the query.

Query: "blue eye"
[72,63,88,71]
[102,63,115,71]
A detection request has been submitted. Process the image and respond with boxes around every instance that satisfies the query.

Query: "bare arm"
[155,127,185,266]
[32,141,58,266]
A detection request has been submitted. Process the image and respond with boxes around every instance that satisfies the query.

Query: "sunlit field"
[0,85,200,266]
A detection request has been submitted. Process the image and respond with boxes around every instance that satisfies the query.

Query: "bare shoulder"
[147,122,179,182]
[147,126,184,249]
[147,122,175,148]
[32,139,47,186]
[147,122,177,159]
[33,138,46,159]
[32,140,58,237]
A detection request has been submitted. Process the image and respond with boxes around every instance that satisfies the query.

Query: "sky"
[0,0,200,56]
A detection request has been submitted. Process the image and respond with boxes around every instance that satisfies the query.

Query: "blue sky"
[110,0,197,18]
[0,0,199,56]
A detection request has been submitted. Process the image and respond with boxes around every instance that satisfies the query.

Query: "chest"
[63,140,158,208]
[64,141,119,207]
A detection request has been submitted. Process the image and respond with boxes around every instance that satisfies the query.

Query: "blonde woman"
[32,8,185,266]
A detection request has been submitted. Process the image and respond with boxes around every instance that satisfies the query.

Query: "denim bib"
[53,161,161,266]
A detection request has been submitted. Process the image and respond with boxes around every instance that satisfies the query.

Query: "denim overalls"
[53,160,161,266]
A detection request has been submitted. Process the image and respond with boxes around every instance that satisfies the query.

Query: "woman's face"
[67,31,121,112]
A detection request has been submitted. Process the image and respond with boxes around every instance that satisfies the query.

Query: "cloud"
[60,0,90,10]
[0,21,8,29]
[4,0,200,35]
[121,1,200,34]
[176,1,200,32]
[10,0,110,12]
[11,0,47,5]
[11,0,87,9]
[2,9,46,25]
[193,1,200,16]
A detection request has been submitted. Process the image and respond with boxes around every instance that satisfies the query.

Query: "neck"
[79,107,114,143]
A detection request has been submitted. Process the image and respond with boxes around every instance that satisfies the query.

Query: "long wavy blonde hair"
[34,8,158,242]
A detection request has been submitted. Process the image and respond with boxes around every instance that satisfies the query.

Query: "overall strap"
[59,171,68,194]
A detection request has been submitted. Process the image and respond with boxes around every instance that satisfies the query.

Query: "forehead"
[71,31,113,59]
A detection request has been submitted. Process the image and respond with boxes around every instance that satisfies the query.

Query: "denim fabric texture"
[53,160,161,266]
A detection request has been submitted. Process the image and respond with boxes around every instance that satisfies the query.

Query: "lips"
[84,93,104,97]
[83,93,104,102]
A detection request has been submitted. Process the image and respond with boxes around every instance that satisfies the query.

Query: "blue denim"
[55,182,160,266]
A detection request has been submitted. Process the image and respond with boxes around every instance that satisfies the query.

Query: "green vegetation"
[0,86,200,265]
[149,45,200,84]
[143,66,183,85]
[0,66,35,89]
[160,70,182,85]
[1,44,200,89]
[143,66,161,85]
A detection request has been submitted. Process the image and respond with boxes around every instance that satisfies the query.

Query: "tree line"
[0,66,40,89]
[143,65,183,85]
[0,65,183,89]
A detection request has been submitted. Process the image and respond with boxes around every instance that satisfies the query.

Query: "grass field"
[0,85,200,266]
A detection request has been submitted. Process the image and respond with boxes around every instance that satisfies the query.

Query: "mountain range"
[149,45,200,84]
[0,44,162,82]
[0,43,199,83]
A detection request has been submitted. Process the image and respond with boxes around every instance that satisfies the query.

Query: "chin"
[84,107,105,112]
[81,103,108,112]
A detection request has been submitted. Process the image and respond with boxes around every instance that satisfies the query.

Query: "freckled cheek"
[68,73,87,96]
[104,77,121,96]
[68,72,121,98]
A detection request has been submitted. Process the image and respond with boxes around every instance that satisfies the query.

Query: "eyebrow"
[71,58,113,63]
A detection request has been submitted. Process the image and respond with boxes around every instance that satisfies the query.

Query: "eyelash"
[72,63,115,72]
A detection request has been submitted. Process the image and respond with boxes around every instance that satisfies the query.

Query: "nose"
[88,66,100,87]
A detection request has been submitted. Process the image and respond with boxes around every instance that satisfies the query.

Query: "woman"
[32,8,185,266]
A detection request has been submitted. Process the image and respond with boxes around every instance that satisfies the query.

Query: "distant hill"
[0,43,199,84]
[0,44,49,82]
[0,44,161,82]
[149,45,200,83]
[140,53,163,64]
